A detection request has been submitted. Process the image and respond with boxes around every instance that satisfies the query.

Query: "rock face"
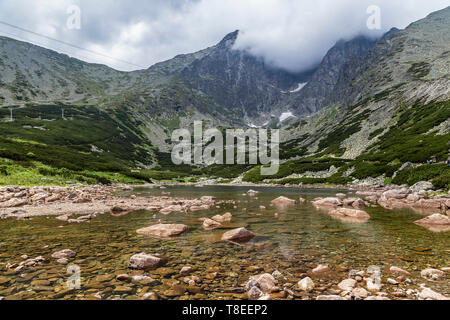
[221,228,255,243]
[128,253,162,271]
[271,196,296,206]
[328,208,370,222]
[136,224,189,238]
[51,249,76,259]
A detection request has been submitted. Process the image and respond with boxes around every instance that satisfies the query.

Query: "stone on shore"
[221,228,255,243]
[271,196,296,206]
[136,224,189,239]
[410,181,434,192]
[128,253,161,271]
[51,249,76,259]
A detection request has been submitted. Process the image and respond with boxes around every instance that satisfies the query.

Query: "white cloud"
[0,0,448,71]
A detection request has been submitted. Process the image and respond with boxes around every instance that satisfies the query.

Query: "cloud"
[0,0,448,71]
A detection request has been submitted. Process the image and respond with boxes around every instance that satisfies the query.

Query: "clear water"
[0,185,448,300]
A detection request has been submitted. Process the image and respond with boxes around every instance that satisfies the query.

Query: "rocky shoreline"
[0,183,449,300]
[1,182,449,220]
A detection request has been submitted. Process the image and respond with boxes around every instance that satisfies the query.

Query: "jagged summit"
[218,30,240,48]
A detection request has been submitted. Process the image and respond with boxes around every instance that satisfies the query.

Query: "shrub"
[392,164,449,187]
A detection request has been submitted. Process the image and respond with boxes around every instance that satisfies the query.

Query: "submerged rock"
[202,218,222,230]
[128,253,161,271]
[221,228,255,243]
[389,266,411,276]
[420,268,446,281]
[247,286,263,299]
[311,265,331,275]
[414,214,450,228]
[246,273,278,293]
[271,196,296,206]
[328,208,370,222]
[211,212,232,223]
[316,295,345,300]
[51,249,76,259]
[338,278,357,291]
[312,197,342,208]
[352,287,369,300]
[343,198,366,209]
[419,288,448,300]
[298,277,315,292]
[190,205,210,212]
[136,223,189,238]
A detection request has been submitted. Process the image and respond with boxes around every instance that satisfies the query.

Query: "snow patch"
[279,111,296,125]
[290,83,307,93]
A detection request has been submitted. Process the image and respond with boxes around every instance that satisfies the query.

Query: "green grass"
[0,159,145,186]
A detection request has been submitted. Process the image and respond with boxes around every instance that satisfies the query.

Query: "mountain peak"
[218,30,240,48]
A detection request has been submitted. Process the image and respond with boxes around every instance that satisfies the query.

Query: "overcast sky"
[0,0,448,72]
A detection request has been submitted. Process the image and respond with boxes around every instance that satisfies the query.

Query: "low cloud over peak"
[0,0,448,72]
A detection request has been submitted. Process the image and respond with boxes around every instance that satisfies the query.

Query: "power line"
[0,20,146,69]
[0,29,98,64]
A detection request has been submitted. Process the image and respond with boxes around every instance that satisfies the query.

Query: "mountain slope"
[0,7,449,187]
[284,35,378,116]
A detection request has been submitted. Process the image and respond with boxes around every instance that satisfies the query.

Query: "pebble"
[387,278,399,285]
[338,279,357,291]
[298,277,315,292]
